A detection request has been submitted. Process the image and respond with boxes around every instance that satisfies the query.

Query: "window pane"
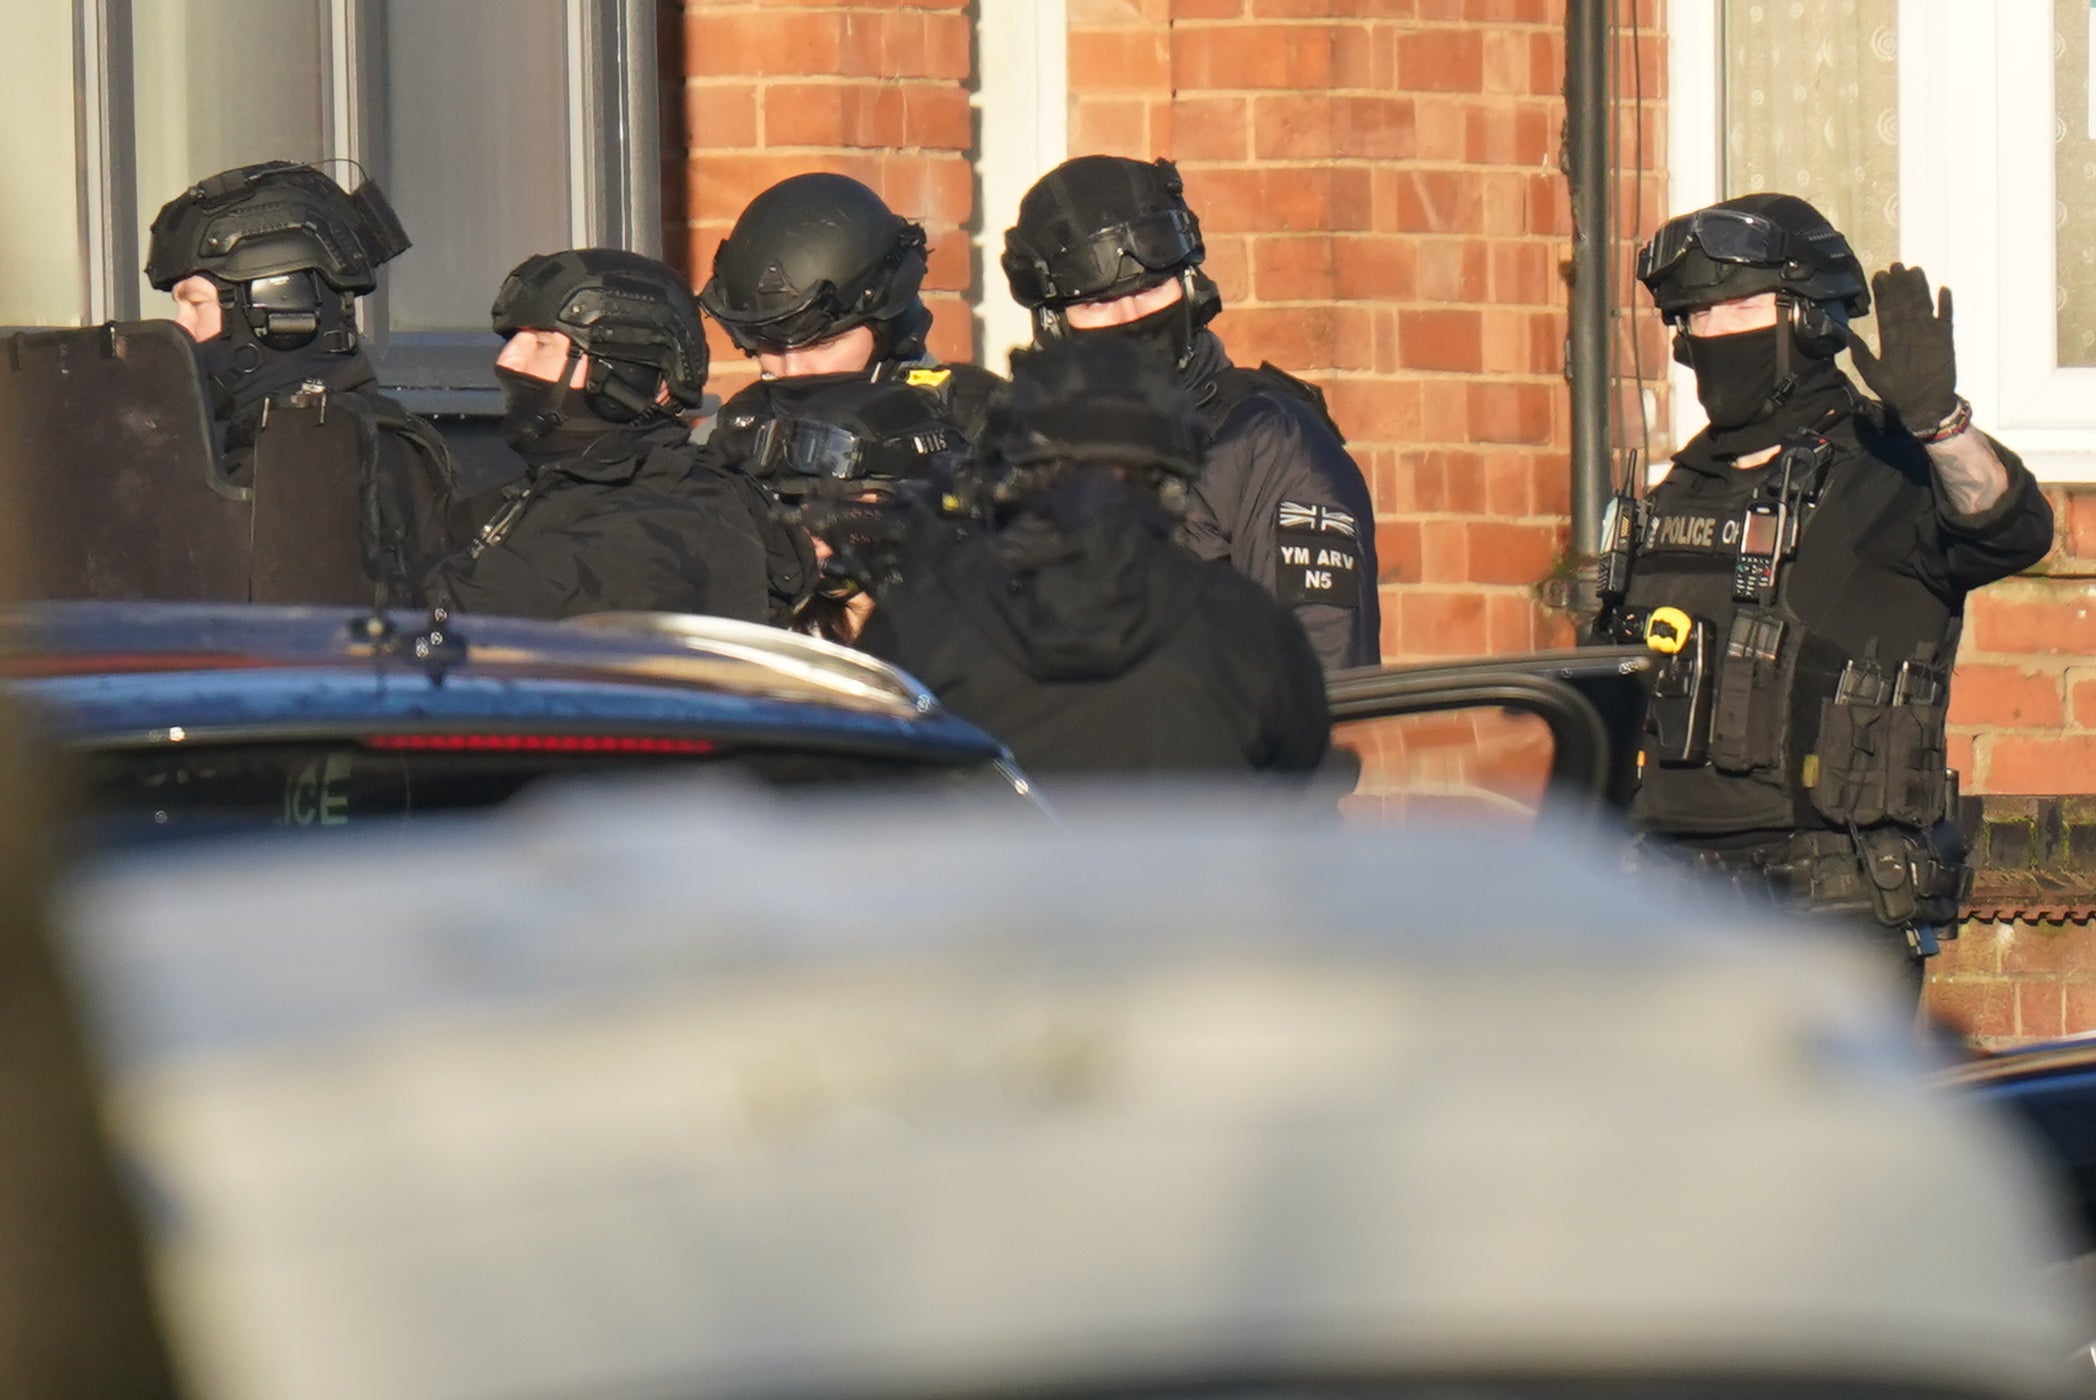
[1722,0,1900,280]
[131,0,329,314]
[2056,0,2096,366]
[383,0,573,333]
[0,1,85,325]
[1332,709,1555,827]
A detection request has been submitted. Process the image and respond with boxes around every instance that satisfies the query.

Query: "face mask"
[1069,297,1190,370]
[496,365,586,459]
[1682,323,1782,430]
[189,315,283,419]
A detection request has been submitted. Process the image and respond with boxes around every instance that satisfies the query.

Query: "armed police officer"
[147,160,468,604]
[855,337,1329,781]
[698,172,1003,457]
[1002,156,1381,671]
[425,249,811,623]
[1598,193,2054,984]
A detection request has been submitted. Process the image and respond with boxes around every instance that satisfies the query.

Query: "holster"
[1646,617,1713,766]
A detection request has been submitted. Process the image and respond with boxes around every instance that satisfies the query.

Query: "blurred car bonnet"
[61,793,2090,1400]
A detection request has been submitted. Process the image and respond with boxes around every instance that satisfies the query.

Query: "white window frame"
[1664,0,1723,456]
[1666,0,2096,480]
[972,0,1066,375]
[61,0,659,416]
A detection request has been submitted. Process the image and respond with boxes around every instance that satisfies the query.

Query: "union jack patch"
[1277,501,1358,539]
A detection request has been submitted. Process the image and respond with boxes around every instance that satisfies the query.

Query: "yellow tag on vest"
[904,368,951,389]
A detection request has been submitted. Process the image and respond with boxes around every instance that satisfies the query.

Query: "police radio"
[1731,432,1831,606]
[1733,499,1785,603]
[1596,449,1645,603]
[1598,489,1643,602]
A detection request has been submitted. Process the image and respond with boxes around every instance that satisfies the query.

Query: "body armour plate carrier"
[1596,427,1969,933]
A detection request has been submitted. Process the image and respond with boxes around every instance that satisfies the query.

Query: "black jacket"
[1615,379,2053,839]
[859,472,1330,779]
[1180,332,1382,671]
[426,419,810,623]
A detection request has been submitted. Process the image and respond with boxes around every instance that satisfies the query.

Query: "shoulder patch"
[904,367,952,389]
[1277,501,1358,539]
[1275,500,1360,607]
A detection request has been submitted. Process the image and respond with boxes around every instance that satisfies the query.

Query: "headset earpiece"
[243,272,327,352]
[1786,296,1846,359]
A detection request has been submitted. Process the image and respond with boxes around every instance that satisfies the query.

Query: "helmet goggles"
[1637,207,1850,290]
[1003,207,1202,307]
[756,416,959,490]
[704,226,926,355]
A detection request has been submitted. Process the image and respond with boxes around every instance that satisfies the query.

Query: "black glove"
[1846,263,1959,431]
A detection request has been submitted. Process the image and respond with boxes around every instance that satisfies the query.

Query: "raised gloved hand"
[1846,263,1960,432]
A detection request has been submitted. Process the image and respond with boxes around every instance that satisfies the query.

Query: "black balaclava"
[495,368,632,467]
[1682,324,1783,430]
[1680,318,1852,459]
[1066,295,1193,372]
[760,367,878,408]
[497,344,668,467]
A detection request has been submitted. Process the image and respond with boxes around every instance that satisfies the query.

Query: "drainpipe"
[1564,0,1612,597]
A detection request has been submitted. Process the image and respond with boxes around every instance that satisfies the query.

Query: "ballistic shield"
[246,393,383,605]
[1,320,248,601]
[2,322,398,605]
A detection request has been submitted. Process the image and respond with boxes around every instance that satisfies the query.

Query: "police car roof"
[64,794,2089,1400]
[0,600,997,758]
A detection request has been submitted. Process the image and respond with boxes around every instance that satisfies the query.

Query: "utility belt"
[1639,823,1972,954]
[1602,602,1954,826]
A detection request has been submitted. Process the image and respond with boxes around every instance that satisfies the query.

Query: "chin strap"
[1167,268,1199,371]
[1753,304,1801,422]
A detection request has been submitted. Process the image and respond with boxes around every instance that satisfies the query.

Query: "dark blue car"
[0,602,1038,842]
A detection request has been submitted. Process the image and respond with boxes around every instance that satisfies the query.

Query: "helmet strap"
[1171,269,1200,372]
[1758,294,1803,419]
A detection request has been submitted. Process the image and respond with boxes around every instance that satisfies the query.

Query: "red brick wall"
[676,0,979,397]
[1932,917,2096,1048]
[1952,492,2096,796]
[1928,496,2096,1047]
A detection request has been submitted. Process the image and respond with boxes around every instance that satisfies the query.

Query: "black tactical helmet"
[145,160,410,295]
[1637,192,1871,321]
[699,173,931,359]
[1005,157,1204,305]
[492,248,710,413]
[743,377,969,501]
[995,337,1200,480]
[1003,155,1223,360]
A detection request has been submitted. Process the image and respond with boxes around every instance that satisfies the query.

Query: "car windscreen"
[67,739,1026,846]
